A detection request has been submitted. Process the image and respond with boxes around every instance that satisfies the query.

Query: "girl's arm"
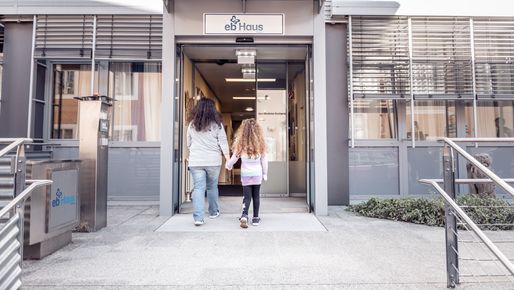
[225,154,239,170]
[261,154,268,180]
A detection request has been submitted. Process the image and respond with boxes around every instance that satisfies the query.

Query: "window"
[109,62,162,142]
[51,64,98,139]
[353,100,397,139]
[407,100,457,140]
[466,101,514,137]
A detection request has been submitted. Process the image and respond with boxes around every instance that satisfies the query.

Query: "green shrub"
[348,196,514,230]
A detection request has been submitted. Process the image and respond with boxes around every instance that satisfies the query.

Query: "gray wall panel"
[350,148,399,195]
[408,147,443,195]
[52,147,80,160]
[0,22,32,137]
[108,147,160,201]
[325,23,349,205]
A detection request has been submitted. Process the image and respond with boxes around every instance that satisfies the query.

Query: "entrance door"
[256,63,288,196]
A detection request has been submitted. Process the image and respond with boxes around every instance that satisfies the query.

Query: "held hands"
[263,175,268,181]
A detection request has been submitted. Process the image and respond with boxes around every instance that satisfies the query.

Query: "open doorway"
[176,44,312,213]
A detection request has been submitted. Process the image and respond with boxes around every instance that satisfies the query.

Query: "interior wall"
[289,68,307,194]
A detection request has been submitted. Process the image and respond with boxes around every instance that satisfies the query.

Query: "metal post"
[15,207,24,261]
[408,17,416,148]
[443,145,459,287]
[348,16,355,148]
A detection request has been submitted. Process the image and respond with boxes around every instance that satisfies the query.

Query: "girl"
[187,97,230,226]
[225,118,268,228]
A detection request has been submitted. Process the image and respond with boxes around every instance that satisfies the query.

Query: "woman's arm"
[217,125,230,160]
[186,123,192,148]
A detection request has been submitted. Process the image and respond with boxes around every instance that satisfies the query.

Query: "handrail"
[442,138,514,199]
[420,179,514,276]
[0,138,32,158]
[0,180,52,219]
[429,178,514,184]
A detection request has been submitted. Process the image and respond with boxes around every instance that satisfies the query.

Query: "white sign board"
[204,14,284,35]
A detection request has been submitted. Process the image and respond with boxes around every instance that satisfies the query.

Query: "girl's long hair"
[188,97,222,131]
[232,118,266,156]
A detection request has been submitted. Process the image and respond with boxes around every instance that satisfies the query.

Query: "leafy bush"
[348,196,514,230]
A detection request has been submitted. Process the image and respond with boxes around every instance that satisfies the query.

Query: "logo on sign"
[225,16,264,33]
[51,188,76,208]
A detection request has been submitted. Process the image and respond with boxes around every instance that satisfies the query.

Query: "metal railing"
[0,180,52,290]
[420,137,514,288]
[0,138,32,198]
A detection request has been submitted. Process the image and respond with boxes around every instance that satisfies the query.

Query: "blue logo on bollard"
[51,188,76,207]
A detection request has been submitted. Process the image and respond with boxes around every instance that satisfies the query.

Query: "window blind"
[473,18,514,99]
[35,15,94,58]
[350,16,410,99]
[410,17,473,99]
[95,15,162,60]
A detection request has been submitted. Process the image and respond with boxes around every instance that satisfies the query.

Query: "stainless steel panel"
[78,100,110,231]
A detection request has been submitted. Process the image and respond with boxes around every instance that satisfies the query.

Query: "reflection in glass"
[407,100,456,140]
[257,90,287,161]
[109,63,162,142]
[353,99,396,139]
[466,101,514,137]
[51,64,97,139]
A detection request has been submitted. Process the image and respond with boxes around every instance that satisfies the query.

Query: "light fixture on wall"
[245,107,254,112]
[233,96,256,100]
[225,78,276,82]
[236,49,256,64]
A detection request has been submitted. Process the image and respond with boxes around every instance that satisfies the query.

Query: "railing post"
[443,145,459,287]
[15,205,25,262]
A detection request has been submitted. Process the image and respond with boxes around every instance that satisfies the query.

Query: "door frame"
[172,42,314,213]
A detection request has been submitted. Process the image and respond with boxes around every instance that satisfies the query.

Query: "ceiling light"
[245,107,254,112]
[235,50,256,57]
[233,97,256,100]
[225,78,276,82]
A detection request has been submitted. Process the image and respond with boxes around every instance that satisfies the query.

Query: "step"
[0,165,13,176]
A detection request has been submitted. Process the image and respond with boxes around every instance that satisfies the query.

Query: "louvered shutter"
[410,17,473,99]
[350,16,410,99]
[35,15,94,58]
[95,15,162,60]
[473,18,514,99]
[0,24,4,54]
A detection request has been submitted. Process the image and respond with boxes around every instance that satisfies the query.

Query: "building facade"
[0,0,513,216]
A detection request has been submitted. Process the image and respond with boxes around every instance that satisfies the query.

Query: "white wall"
[331,0,514,17]
[0,0,163,15]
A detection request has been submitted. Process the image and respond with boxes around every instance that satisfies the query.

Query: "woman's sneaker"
[240,216,248,228]
[194,220,204,226]
[252,217,261,226]
[209,211,220,219]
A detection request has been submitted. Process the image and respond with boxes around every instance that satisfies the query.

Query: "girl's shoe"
[240,216,248,228]
[194,220,204,226]
[252,217,261,226]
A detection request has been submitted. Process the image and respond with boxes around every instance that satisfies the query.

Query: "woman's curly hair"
[188,97,222,131]
[232,118,266,156]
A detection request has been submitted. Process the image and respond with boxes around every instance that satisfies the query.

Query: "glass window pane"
[51,64,97,139]
[109,62,162,142]
[353,99,396,139]
[406,100,457,140]
[466,101,514,137]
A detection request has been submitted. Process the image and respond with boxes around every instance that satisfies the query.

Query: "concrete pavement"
[20,203,514,289]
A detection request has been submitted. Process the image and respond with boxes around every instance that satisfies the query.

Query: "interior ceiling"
[184,45,308,114]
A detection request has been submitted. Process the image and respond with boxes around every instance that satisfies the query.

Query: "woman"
[187,97,230,226]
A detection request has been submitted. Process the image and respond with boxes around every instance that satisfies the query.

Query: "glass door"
[172,45,184,213]
[256,63,288,196]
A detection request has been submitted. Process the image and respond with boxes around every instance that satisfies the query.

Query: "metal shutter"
[350,16,410,99]
[95,15,162,60]
[473,18,514,99]
[35,15,94,58]
[0,24,4,54]
[410,17,473,99]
